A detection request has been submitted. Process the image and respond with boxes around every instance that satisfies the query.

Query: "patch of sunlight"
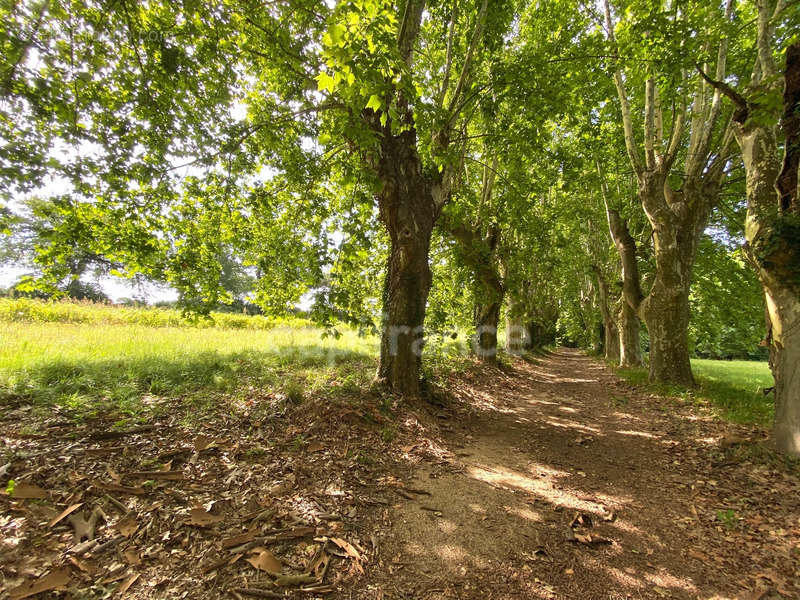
[404,541,425,556]
[614,429,659,438]
[436,544,489,568]
[544,417,602,435]
[604,565,644,589]
[605,518,643,536]
[643,570,698,593]
[523,398,559,406]
[610,411,644,421]
[467,463,627,513]
[557,405,580,414]
[505,505,542,522]
[437,519,458,534]
[468,503,486,514]
[551,377,599,383]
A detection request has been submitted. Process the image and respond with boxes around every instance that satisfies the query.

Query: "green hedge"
[0,298,314,330]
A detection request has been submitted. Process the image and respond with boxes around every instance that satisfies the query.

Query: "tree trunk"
[596,274,620,362]
[734,41,800,454]
[618,299,642,367]
[471,253,504,361]
[638,176,696,387]
[474,291,502,362]
[641,280,693,385]
[375,129,438,397]
[768,285,800,454]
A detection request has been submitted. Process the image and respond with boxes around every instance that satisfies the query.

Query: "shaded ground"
[374,350,800,599]
[1,349,798,599]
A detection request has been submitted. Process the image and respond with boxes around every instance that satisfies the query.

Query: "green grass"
[617,358,774,425]
[0,321,379,421]
[0,299,472,423]
[0,297,314,329]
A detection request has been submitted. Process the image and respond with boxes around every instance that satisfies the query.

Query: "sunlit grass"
[0,322,379,421]
[0,317,473,423]
[617,358,774,425]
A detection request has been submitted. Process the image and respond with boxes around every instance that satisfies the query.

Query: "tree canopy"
[1,1,798,446]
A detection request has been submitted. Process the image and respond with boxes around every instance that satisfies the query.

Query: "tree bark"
[602,206,643,367]
[474,285,503,362]
[594,267,620,362]
[375,128,438,397]
[618,298,642,367]
[638,178,696,387]
[732,40,800,454]
[442,218,503,362]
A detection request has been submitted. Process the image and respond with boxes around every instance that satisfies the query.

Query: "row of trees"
[0,0,797,451]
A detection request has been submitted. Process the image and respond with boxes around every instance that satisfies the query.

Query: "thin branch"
[695,63,748,121]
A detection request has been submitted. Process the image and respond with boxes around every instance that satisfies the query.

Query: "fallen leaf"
[330,537,362,560]
[187,507,223,527]
[307,442,325,453]
[569,512,594,529]
[275,526,315,539]
[687,549,708,561]
[194,435,217,451]
[68,556,97,574]
[126,470,184,481]
[97,482,145,495]
[5,481,47,499]
[222,531,256,548]
[70,508,102,542]
[123,550,141,566]
[116,573,140,597]
[49,503,83,528]
[116,515,138,537]
[8,568,71,600]
[246,549,282,574]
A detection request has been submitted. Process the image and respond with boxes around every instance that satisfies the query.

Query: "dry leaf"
[275,526,315,539]
[116,573,140,597]
[126,470,184,481]
[194,435,217,451]
[222,531,256,548]
[49,503,83,528]
[123,550,141,566]
[187,507,223,526]
[569,512,593,529]
[8,568,71,600]
[5,482,47,500]
[97,482,145,495]
[106,466,121,483]
[70,508,101,542]
[246,549,282,574]
[116,515,138,537]
[330,537,362,560]
[68,556,97,574]
[307,442,325,453]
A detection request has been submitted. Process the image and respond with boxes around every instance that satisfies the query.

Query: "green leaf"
[328,23,346,46]
[366,94,382,112]
[316,71,337,93]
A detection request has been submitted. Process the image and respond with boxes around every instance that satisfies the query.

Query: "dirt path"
[373,350,800,600]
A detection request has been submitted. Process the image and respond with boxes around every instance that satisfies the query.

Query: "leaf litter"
[2,350,800,599]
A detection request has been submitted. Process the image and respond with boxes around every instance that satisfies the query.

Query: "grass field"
[1,300,776,428]
[618,358,774,425]
[0,301,471,423]
[0,321,381,423]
